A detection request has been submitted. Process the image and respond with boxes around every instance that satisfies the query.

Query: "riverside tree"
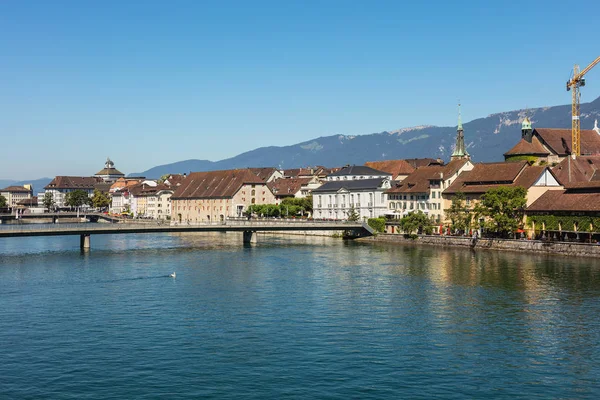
[42,192,55,212]
[65,190,91,209]
[0,194,7,208]
[91,189,111,210]
[445,191,471,234]
[347,205,360,221]
[399,211,432,235]
[475,186,527,237]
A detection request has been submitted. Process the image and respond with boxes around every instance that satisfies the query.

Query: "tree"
[65,190,91,208]
[399,211,432,234]
[42,192,55,212]
[476,186,527,237]
[0,195,7,208]
[91,189,111,209]
[347,205,360,221]
[445,191,471,234]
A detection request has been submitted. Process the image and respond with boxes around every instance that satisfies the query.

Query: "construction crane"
[566,56,600,157]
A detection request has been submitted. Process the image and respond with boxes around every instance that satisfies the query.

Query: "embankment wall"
[360,234,600,258]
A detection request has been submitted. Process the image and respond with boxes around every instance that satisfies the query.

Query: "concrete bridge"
[0,212,122,223]
[0,220,374,248]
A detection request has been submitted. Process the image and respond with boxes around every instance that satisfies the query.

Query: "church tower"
[451,103,470,160]
[521,116,533,142]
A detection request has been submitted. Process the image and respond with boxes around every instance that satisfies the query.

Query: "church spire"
[451,103,469,160]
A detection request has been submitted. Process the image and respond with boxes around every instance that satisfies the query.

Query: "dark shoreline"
[358,233,600,258]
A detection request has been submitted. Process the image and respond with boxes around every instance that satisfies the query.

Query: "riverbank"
[359,233,600,258]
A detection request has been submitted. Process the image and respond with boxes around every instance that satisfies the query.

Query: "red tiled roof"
[386,159,470,194]
[249,167,278,182]
[527,190,600,212]
[444,162,549,194]
[45,176,103,190]
[267,177,312,197]
[552,156,600,185]
[1,185,32,193]
[17,197,38,206]
[364,159,415,179]
[404,158,444,168]
[504,136,550,156]
[172,169,265,199]
[535,128,600,156]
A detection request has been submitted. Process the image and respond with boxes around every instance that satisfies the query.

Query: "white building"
[312,165,392,220]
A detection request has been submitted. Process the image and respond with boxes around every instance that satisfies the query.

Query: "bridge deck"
[0,220,369,238]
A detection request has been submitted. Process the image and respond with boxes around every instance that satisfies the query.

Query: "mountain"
[131,96,600,179]
[0,178,52,193]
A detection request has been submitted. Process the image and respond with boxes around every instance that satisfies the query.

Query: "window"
[251,190,255,196]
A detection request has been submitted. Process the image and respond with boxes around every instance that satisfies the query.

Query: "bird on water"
[169,272,176,278]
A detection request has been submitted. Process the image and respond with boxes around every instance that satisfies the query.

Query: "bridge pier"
[80,234,91,249]
[243,230,257,244]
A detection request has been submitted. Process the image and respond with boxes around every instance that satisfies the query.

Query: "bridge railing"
[0,219,362,232]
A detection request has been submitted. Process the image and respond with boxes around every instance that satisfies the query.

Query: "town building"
[43,177,103,209]
[386,159,473,222]
[451,103,470,161]
[267,176,321,202]
[128,182,174,220]
[364,159,415,181]
[94,157,125,183]
[1,185,33,207]
[170,169,276,223]
[504,119,600,164]
[443,161,563,208]
[312,165,392,220]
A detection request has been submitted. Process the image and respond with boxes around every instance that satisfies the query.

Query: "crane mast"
[567,56,600,157]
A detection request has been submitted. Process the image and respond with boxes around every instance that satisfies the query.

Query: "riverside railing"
[0,219,362,233]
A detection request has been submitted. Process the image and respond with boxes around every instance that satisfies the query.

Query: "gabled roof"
[328,165,391,177]
[534,128,600,156]
[95,167,125,176]
[45,176,103,190]
[404,158,444,168]
[364,159,415,179]
[1,185,32,193]
[171,169,265,199]
[249,167,278,182]
[552,156,600,185]
[527,190,600,212]
[461,161,527,184]
[312,178,388,193]
[444,162,549,194]
[17,197,38,206]
[504,136,550,157]
[385,159,470,194]
[267,177,312,197]
[129,183,172,197]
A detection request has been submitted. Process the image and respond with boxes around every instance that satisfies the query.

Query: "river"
[1,232,599,399]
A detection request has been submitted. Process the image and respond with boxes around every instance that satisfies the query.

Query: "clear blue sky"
[1,0,599,180]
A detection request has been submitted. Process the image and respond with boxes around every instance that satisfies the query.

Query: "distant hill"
[131,96,600,178]
[0,178,52,193]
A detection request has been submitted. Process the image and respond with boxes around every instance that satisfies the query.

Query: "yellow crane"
[566,55,600,157]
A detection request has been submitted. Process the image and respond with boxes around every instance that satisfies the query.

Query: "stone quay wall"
[360,233,600,258]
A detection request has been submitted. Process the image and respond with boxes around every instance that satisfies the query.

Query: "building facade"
[170,169,277,223]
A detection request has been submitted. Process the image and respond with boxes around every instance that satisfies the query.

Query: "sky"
[1,0,599,180]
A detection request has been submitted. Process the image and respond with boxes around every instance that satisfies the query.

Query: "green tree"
[65,190,91,208]
[399,211,432,234]
[367,217,386,233]
[444,191,471,234]
[42,192,55,212]
[91,189,111,209]
[0,194,7,208]
[476,186,527,237]
[347,205,360,221]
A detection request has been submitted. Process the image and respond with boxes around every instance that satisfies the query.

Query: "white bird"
[169,272,176,278]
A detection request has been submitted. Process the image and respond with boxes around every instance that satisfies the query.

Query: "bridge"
[0,220,374,248]
[0,212,122,223]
